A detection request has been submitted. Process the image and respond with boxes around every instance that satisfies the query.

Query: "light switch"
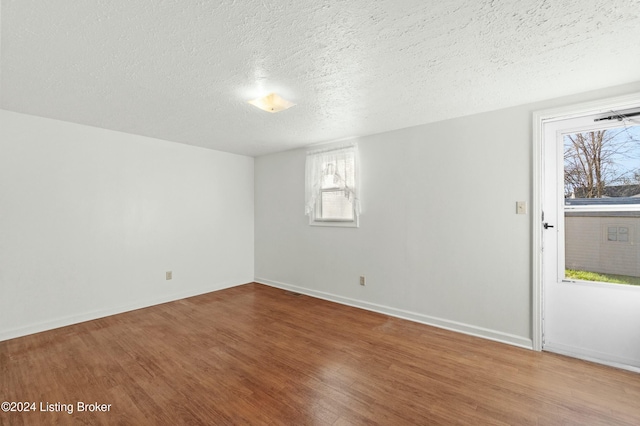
[516,201,526,215]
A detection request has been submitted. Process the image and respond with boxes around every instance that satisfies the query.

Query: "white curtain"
[305,142,360,217]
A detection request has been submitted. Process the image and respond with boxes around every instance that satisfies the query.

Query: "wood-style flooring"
[1,283,639,425]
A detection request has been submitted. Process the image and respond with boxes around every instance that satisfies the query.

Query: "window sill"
[309,218,359,228]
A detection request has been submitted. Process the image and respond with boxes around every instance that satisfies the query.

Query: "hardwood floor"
[1,283,639,425]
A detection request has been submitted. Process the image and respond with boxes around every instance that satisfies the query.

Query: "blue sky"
[564,122,640,187]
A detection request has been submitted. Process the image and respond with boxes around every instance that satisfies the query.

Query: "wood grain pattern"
[1,283,639,425]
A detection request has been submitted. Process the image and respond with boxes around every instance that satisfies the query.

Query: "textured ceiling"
[1,0,639,157]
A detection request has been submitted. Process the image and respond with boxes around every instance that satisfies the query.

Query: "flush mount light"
[248,93,295,113]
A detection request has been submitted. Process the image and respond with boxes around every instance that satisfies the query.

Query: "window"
[305,143,360,227]
[607,226,629,242]
[562,122,640,282]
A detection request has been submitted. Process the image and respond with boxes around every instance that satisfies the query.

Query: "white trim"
[534,93,640,123]
[0,280,245,342]
[305,139,359,153]
[544,342,640,374]
[560,278,640,291]
[532,91,640,353]
[565,205,640,212]
[532,110,544,351]
[306,140,357,155]
[309,216,359,227]
[255,277,533,350]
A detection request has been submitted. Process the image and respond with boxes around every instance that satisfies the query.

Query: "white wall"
[255,82,640,348]
[0,110,254,341]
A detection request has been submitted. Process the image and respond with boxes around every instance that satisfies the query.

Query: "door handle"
[543,223,554,229]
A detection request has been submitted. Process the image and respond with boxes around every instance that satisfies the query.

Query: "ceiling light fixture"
[248,93,295,113]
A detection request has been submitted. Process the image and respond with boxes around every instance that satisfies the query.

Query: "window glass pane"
[618,228,629,242]
[321,190,354,220]
[563,124,640,285]
[321,153,355,190]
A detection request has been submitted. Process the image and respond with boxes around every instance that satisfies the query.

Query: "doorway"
[534,94,640,372]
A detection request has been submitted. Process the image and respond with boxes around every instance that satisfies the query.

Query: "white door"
[542,109,640,371]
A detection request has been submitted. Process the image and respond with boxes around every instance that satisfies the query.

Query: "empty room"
[2,1,640,425]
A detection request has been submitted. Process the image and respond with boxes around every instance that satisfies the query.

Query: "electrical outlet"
[166,271,172,280]
[360,276,366,286]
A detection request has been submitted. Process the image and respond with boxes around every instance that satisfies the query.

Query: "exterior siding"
[565,216,640,277]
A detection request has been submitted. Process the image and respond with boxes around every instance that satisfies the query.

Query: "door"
[542,109,640,371]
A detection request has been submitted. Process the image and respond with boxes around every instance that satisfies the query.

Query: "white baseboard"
[0,280,246,342]
[544,342,640,373]
[255,277,533,350]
